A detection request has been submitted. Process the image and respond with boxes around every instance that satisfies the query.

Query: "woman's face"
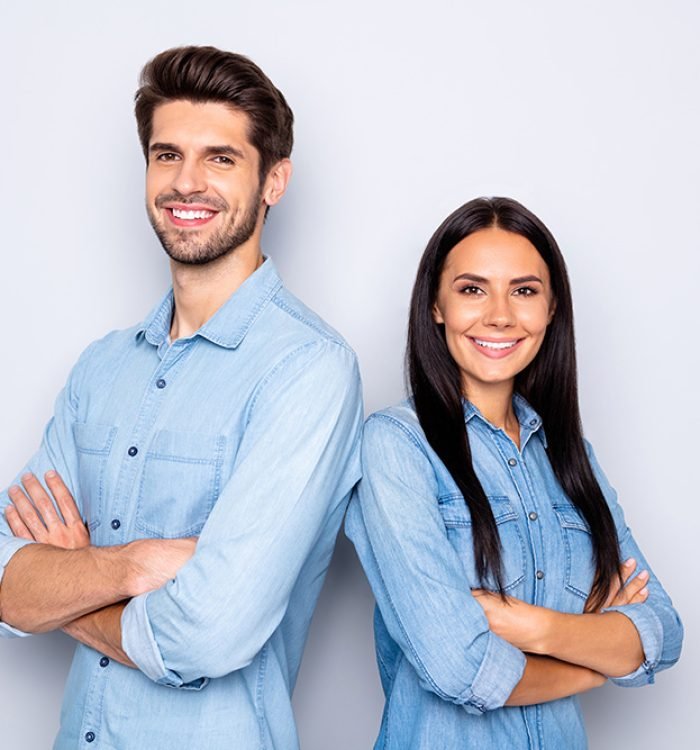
[432,226,555,398]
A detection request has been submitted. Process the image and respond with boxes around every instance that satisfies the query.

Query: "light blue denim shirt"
[0,258,363,750]
[345,395,682,750]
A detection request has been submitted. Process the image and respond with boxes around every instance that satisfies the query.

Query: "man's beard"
[148,189,262,266]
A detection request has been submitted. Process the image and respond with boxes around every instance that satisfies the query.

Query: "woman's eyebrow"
[510,275,543,284]
[453,273,489,283]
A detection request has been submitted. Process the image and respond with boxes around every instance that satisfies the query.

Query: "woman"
[345,197,682,749]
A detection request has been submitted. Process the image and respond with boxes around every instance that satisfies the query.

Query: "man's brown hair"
[135,46,294,181]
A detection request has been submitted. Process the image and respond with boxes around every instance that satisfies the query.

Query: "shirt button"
[128,446,138,457]
[99,657,110,668]
[111,519,121,530]
[536,570,545,580]
[508,458,517,467]
[528,511,538,521]
[156,378,167,389]
[85,732,95,743]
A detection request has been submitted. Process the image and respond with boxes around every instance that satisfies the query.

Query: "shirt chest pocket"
[439,494,525,592]
[136,430,226,538]
[553,503,595,600]
[73,422,118,530]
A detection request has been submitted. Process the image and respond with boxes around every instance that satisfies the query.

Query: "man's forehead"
[150,100,254,150]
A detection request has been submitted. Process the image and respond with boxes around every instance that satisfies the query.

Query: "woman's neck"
[465,380,521,449]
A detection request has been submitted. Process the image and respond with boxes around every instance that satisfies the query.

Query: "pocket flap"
[73,423,117,454]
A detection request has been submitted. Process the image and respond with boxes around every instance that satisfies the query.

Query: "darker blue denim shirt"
[346,395,682,750]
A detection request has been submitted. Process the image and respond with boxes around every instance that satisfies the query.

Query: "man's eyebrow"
[202,144,246,160]
[148,143,246,160]
[149,142,181,154]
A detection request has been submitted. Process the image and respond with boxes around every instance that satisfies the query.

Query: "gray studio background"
[1,2,697,748]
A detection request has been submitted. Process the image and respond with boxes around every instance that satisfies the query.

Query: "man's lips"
[163,204,219,228]
[467,336,524,359]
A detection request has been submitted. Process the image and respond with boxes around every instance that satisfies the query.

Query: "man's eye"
[156,153,179,162]
[213,155,234,165]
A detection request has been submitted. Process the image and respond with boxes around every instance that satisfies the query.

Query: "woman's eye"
[514,286,537,296]
[459,285,484,295]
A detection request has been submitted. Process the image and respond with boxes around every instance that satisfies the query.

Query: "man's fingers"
[7,484,48,541]
[46,471,82,525]
[20,473,61,528]
[5,504,34,540]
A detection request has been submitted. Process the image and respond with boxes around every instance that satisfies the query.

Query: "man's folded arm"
[121,340,363,687]
[0,341,98,635]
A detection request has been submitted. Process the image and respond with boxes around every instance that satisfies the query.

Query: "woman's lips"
[468,336,523,359]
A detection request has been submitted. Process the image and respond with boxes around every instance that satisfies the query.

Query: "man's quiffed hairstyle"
[135,46,294,180]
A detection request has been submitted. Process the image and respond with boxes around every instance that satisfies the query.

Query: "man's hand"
[5,470,197,594]
[1,470,198,633]
[125,537,198,597]
[5,471,90,549]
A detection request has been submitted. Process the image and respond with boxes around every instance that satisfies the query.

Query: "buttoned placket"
[78,336,197,747]
[477,416,548,750]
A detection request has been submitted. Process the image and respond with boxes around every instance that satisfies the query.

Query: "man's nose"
[170,159,207,196]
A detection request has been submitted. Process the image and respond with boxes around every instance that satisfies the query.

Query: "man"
[0,46,363,749]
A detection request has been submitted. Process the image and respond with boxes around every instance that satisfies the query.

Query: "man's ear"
[262,158,293,207]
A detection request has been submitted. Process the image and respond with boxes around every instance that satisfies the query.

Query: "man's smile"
[164,205,220,227]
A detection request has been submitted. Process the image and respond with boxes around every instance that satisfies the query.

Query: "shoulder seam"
[271,295,353,353]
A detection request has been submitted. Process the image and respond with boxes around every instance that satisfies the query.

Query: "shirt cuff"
[121,593,208,691]
[461,632,527,714]
[602,603,663,686]
[0,537,36,638]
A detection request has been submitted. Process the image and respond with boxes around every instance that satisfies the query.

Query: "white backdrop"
[1,2,697,748]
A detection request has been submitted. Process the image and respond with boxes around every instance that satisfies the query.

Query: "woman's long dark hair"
[408,197,620,609]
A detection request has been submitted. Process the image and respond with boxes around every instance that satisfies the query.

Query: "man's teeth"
[172,208,214,220]
[473,338,518,350]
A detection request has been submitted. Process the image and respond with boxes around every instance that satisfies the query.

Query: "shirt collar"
[462,393,548,448]
[135,257,283,349]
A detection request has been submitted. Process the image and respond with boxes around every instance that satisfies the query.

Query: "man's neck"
[169,243,264,341]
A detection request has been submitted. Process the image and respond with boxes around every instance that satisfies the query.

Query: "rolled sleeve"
[121,341,363,685]
[121,594,208,690]
[346,414,526,711]
[585,441,684,685]
[0,537,36,637]
[602,602,664,686]
[463,631,527,713]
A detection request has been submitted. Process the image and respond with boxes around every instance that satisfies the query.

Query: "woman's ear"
[432,302,445,325]
[548,298,557,323]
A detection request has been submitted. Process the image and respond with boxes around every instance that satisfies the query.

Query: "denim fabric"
[345,395,682,750]
[0,258,363,750]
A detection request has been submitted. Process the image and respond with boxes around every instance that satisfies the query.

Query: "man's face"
[146,100,264,265]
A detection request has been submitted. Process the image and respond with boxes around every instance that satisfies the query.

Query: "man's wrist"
[89,543,142,600]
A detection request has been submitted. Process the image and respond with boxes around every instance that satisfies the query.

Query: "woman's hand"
[5,471,90,549]
[471,590,551,653]
[586,558,649,613]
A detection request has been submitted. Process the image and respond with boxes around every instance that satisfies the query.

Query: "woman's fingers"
[610,569,650,607]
